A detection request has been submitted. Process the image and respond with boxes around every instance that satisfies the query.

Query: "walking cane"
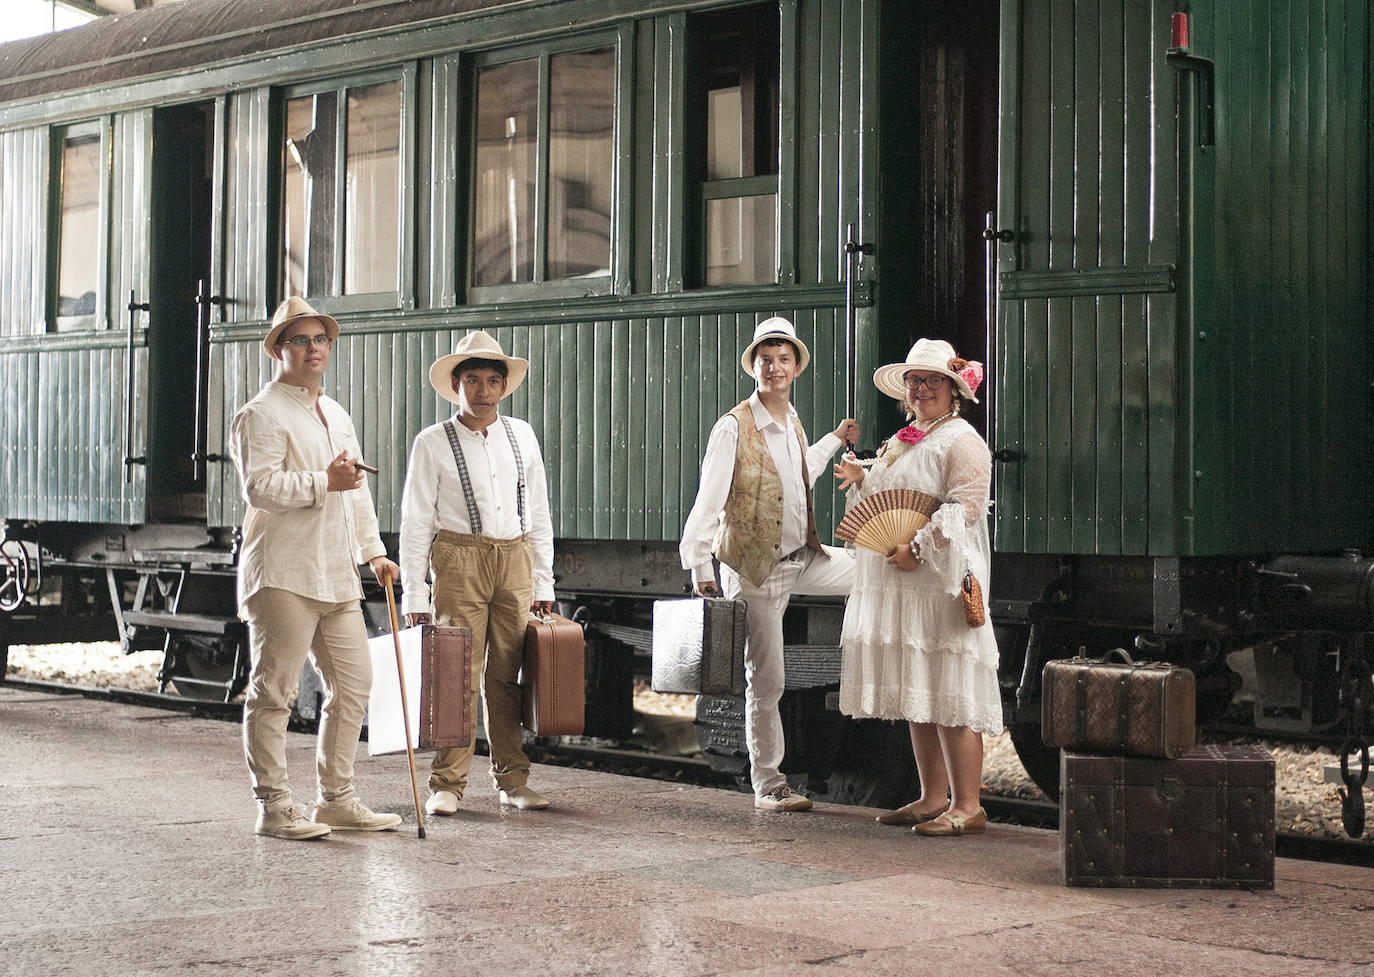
[384,574,426,839]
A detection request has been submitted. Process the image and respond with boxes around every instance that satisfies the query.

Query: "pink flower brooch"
[895,425,925,445]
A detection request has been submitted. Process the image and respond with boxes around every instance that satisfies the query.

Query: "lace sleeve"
[914,430,992,596]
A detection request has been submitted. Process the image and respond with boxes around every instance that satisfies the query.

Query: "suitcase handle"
[1103,648,1134,665]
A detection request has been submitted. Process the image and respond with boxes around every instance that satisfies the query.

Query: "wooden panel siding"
[995,0,1180,556]
[0,342,141,523]
[1186,0,1372,554]
[209,302,857,543]
[0,127,46,337]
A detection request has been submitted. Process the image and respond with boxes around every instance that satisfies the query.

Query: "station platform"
[3,684,1373,977]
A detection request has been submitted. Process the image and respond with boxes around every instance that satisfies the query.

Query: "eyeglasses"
[277,334,333,348]
[903,374,947,390]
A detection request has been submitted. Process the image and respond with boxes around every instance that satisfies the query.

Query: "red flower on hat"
[959,362,985,395]
[895,425,924,445]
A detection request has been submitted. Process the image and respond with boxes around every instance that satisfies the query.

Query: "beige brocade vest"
[713,400,824,588]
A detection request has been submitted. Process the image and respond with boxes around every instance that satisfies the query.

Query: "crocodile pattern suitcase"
[1059,744,1275,889]
[1042,649,1196,758]
[367,624,472,755]
[651,597,746,696]
[521,613,585,736]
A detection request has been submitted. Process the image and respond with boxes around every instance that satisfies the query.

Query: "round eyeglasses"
[277,334,334,349]
[903,374,946,390]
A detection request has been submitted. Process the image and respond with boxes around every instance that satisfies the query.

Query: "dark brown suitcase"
[367,623,472,754]
[521,613,585,736]
[1060,744,1275,889]
[1042,649,1196,758]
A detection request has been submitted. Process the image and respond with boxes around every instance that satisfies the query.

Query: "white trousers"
[242,587,371,810]
[722,544,855,796]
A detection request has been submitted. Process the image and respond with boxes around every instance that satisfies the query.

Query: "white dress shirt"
[398,413,555,615]
[680,392,842,585]
[229,381,388,613]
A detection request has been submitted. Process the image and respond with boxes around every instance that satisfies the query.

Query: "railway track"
[8,672,1373,866]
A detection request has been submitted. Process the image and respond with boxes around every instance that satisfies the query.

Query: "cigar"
[353,461,379,475]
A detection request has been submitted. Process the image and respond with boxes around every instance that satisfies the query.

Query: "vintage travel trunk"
[367,624,472,755]
[651,597,746,696]
[520,613,585,736]
[1059,745,1275,889]
[1042,651,1196,758]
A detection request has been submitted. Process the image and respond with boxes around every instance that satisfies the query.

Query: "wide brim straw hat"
[873,338,982,403]
[263,296,340,356]
[740,316,811,375]
[428,330,530,404]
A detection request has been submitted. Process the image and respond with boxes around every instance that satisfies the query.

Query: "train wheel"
[161,635,247,701]
[0,538,33,612]
[1008,720,1060,799]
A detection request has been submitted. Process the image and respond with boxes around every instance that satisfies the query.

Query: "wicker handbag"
[961,570,985,628]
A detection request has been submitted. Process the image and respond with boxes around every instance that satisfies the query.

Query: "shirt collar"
[747,390,795,432]
[269,380,321,408]
[450,412,502,438]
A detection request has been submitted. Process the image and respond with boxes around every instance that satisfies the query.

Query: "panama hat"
[263,296,340,356]
[428,331,530,404]
[873,338,983,403]
[740,316,811,375]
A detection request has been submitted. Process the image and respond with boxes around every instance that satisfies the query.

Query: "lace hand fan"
[835,489,942,555]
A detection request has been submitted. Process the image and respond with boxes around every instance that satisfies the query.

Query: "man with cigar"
[229,296,402,840]
[399,331,556,814]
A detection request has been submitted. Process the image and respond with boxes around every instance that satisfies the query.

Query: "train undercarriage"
[6,522,1374,818]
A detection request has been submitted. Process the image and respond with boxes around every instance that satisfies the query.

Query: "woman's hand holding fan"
[834,489,942,555]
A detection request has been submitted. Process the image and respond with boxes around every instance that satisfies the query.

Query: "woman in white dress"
[833,339,1001,836]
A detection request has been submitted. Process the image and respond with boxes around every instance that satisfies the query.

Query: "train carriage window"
[468,41,615,299]
[281,73,406,305]
[688,4,779,287]
[50,123,107,331]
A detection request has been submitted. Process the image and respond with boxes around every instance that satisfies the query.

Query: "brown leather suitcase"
[367,623,472,754]
[1042,649,1196,758]
[1060,744,1275,888]
[521,613,585,736]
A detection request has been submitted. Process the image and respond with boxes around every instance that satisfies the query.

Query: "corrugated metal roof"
[0,0,519,104]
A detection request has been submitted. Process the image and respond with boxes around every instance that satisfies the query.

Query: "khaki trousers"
[428,531,534,795]
[242,587,371,809]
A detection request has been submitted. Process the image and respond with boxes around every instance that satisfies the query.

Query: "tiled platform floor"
[3,685,1373,977]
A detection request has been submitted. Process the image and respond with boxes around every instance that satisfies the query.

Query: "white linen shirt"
[680,391,842,585]
[398,413,555,615]
[229,381,388,613]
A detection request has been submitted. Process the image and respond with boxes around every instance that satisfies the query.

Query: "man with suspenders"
[399,331,556,814]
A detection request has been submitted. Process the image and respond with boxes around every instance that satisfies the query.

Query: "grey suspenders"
[440,415,527,536]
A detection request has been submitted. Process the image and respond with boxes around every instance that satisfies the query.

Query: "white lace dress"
[838,418,1003,734]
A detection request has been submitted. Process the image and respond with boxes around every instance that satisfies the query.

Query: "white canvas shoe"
[256,803,331,840]
[755,784,813,812]
[311,797,402,831]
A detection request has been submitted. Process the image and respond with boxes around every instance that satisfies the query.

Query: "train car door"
[990,1,1183,558]
[146,102,216,523]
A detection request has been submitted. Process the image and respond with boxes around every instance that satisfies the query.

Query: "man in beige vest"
[680,317,858,810]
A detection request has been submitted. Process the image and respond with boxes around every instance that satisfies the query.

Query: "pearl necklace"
[851,410,958,468]
[912,409,956,432]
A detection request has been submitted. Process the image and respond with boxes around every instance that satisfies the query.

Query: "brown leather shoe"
[913,807,987,836]
[875,801,944,826]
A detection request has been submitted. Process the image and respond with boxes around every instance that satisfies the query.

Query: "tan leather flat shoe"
[876,801,945,826]
[913,807,987,836]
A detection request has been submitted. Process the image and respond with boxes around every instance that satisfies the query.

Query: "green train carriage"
[0,0,1369,809]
